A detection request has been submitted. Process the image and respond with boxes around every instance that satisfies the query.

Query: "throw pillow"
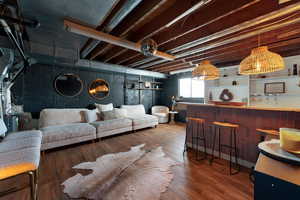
[114,108,127,118]
[0,119,7,139]
[101,108,127,120]
[95,103,113,112]
[82,109,100,123]
[101,110,117,120]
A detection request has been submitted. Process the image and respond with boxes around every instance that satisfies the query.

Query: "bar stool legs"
[183,118,207,160]
[210,125,240,175]
[192,121,207,160]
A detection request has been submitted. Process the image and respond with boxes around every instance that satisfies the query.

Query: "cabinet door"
[254,171,300,200]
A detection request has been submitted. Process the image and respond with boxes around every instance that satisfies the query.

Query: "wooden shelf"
[138,81,163,84]
[250,75,300,81]
[125,88,163,90]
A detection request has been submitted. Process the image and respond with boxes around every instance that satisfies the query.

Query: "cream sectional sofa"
[39,105,158,150]
[121,105,158,130]
[39,109,97,150]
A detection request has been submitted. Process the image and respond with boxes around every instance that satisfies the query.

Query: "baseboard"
[186,142,255,168]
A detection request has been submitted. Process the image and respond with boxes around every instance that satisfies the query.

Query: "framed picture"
[264,82,285,94]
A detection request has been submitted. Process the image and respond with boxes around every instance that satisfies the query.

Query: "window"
[179,78,204,98]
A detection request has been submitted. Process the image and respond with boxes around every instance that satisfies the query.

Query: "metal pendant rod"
[0,19,27,61]
[64,20,176,61]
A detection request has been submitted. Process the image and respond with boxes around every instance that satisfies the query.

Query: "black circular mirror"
[88,79,110,100]
[54,74,83,97]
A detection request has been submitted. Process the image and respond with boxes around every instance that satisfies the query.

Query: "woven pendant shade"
[239,46,285,75]
[192,60,220,80]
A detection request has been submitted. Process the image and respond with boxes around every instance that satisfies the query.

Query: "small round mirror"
[54,74,83,97]
[88,79,110,100]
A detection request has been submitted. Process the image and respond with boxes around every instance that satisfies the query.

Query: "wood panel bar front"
[185,103,300,164]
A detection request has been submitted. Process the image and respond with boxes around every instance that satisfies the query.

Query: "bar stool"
[183,117,207,160]
[256,129,279,142]
[210,121,240,175]
[249,128,279,182]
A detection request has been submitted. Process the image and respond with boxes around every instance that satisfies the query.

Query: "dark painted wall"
[11,63,163,117]
[161,72,204,122]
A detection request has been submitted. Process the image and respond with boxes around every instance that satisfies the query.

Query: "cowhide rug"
[62,144,177,200]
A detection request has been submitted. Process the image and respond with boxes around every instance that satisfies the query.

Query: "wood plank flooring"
[0,123,253,200]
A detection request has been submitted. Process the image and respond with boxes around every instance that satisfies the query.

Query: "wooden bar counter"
[183,103,300,165]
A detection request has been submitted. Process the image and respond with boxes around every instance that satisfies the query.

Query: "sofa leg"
[29,170,38,200]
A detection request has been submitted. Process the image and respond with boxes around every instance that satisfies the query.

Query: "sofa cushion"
[0,146,41,179]
[121,105,146,118]
[130,114,158,126]
[39,109,87,128]
[101,108,127,120]
[40,123,96,144]
[95,103,113,112]
[5,130,42,141]
[91,118,132,132]
[0,135,41,153]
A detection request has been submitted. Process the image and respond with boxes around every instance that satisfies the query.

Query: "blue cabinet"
[255,168,300,199]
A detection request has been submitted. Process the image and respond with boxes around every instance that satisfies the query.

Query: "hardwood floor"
[0,123,253,200]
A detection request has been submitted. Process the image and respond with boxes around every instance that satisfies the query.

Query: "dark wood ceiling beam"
[113,0,259,65]
[158,36,300,73]
[80,0,126,58]
[129,0,300,69]
[136,11,300,69]
[149,22,300,70]
[96,0,213,62]
[153,63,195,72]
[89,0,172,60]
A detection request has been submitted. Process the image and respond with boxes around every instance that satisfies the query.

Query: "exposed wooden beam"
[64,20,176,61]
[158,36,300,73]
[89,0,171,60]
[135,9,300,69]
[80,0,126,58]
[149,22,300,70]
[128,0,300,69]
[94,0,212,61]
[113,0,260,65]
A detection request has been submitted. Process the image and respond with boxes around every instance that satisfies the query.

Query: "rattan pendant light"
[239,46,285,75]
[192,60,220,80]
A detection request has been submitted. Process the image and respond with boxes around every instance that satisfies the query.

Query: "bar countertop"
[179,102,300,112]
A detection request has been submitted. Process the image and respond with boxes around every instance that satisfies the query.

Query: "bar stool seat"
[256,129,279,139]
[213,121,239,128]
[184,117,207,160]
[188,117,205,123]
[211,121,240,175]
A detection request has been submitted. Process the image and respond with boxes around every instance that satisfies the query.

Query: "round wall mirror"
[54,74,83,97]
[88,79,110,100]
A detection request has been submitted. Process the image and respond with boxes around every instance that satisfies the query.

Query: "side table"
[169,111,178,124]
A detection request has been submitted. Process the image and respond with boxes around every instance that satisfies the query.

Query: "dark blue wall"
[161,72,204,122]
[11,63,163,117]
